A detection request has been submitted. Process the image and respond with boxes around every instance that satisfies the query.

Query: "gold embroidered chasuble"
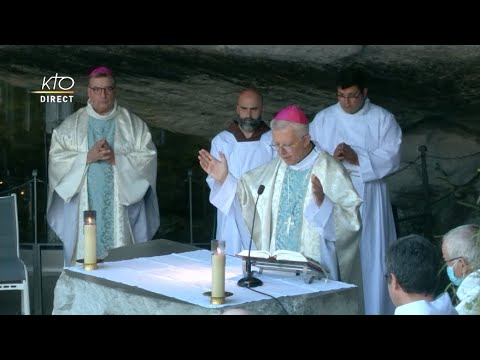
[237,150,363,289]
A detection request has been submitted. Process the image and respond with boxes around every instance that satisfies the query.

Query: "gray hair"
[442,224,480,269]
[270,119,308,138]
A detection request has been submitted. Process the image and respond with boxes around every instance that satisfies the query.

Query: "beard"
[237,115,263,132]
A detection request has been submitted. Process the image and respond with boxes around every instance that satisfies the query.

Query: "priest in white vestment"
[207,88,276,255]
[47,66,160,266]
[310,67,402,315]
[199,105,364,306]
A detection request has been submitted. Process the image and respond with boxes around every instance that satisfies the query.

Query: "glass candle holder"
[211,239,226,304]
[83,210,97,270]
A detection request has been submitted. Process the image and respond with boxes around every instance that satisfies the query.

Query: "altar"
[52,239,362,315]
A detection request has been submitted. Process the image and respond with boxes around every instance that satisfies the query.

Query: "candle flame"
[87,217,92,225]
[216,247,222,254]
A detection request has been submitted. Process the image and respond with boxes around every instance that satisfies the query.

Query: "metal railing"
[185,168,214,247]
[390,145,480,240]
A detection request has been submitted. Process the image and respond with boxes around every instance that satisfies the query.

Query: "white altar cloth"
[66,249,355,308]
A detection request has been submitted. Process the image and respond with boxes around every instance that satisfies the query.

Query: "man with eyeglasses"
[309,67,402,315]
[441,224,480,315]
[47,66,160,266]
[199,105,363,303]
[206,88,276,256]
[386,234,457,315]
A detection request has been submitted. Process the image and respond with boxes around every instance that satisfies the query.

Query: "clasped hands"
[198,149,326,206]
[333,142,359,165]
[87,138,115,165]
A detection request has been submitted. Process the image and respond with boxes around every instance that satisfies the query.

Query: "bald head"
[238,88,263,106]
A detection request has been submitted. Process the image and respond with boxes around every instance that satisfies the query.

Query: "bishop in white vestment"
[200,105,364,306]
[47,67,160,266]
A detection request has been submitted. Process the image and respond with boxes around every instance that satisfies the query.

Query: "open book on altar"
[236,249,307,262]
[236,250,329,277]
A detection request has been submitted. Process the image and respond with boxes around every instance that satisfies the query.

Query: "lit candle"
[211,240,226,300]
[83,210,97,270]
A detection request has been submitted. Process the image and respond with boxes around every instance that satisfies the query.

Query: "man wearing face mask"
[205,88,276,255]
[442,224,480,315]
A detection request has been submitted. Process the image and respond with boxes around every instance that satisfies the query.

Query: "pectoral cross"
[286,216,294,235]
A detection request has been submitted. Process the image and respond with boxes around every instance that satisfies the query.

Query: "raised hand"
[311,174,325,206]
[198,149,228,184]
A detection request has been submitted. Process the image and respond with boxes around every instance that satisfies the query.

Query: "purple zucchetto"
[273,104,309,125]
[88,66,113,77]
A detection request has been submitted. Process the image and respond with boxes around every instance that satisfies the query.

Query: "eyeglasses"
[270,135,307,152]
[89,86,115,95]
[337,91,362,100]
[444,256,462,264]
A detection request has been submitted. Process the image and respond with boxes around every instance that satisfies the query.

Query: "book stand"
[238,257,329,284]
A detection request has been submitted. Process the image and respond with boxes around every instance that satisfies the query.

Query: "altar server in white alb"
[206,88,275,255]
[309,67,402,315]
[199,105,363,303]
[47,66,160,266]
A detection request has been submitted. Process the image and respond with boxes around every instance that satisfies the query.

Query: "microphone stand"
[237,185,264,288]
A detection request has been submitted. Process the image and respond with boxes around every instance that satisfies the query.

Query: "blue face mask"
[447,260,464,287]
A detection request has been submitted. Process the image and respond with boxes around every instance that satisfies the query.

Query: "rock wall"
[1,45,479,241]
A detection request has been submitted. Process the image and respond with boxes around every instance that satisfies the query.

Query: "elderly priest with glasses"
[198,104,364,311]
[47,66,160,267]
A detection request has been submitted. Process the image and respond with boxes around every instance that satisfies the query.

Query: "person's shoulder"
[55,107,86,130]
[65,106,86,120]
[367,101,396,118]
[312,103,336,119]
[117,105,149,125]
[212,130,235,144]
[313,148,351,175]
[117,104,135,117]
[260,130,272,141]
[313,146,335,162]
[244,155,280,177]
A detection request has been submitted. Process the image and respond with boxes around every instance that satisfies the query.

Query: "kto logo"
[31,73,75,103]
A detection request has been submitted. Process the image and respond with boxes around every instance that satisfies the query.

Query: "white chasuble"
[236,148,363,290]
[47,104,160,266]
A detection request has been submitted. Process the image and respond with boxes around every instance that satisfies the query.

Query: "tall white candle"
[211,240,226,298]
[84,224,96,264]
[84,216,96,266]
[82,210,97,270]
[212,252,225,297]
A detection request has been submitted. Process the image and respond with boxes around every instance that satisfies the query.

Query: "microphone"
[237,184,265,288]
